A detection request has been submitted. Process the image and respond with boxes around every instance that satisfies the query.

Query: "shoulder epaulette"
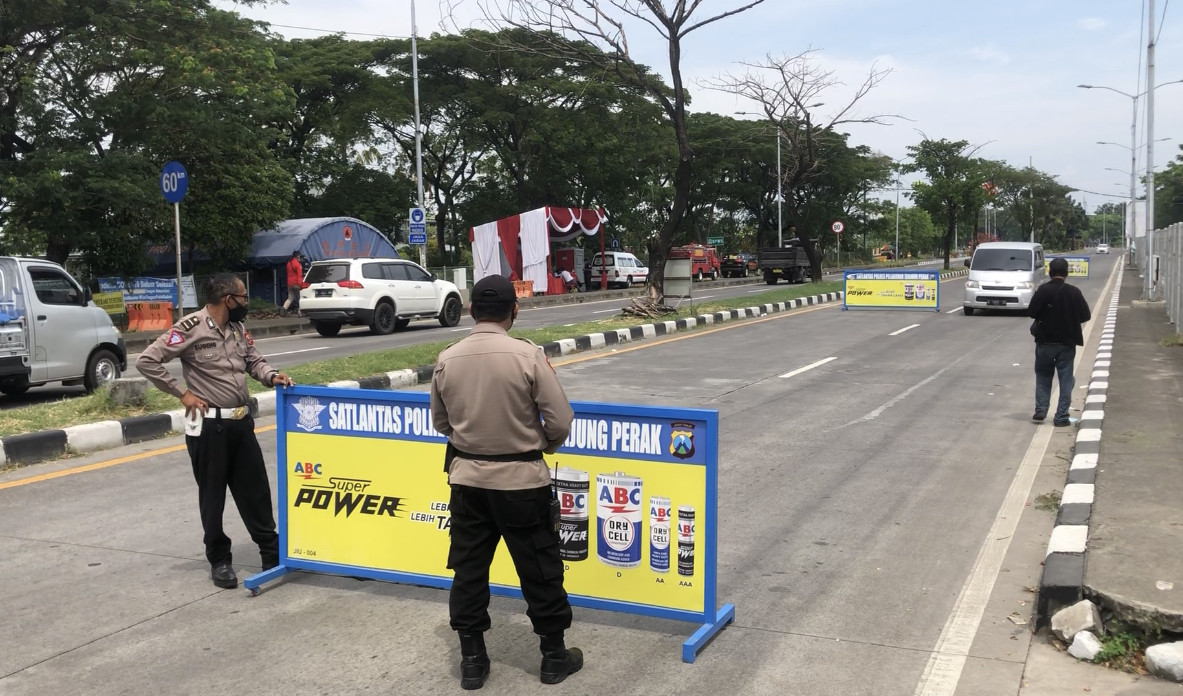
[179,315,201,331]
[514,336,539,347]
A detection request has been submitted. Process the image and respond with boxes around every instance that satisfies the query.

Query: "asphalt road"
[0,260,946,410]
[0,255,1120,695]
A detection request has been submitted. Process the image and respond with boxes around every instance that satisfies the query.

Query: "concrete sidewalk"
[1085,270,1183,631]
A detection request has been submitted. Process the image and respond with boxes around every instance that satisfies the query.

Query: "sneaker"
[1032,411,1047,422]
[1053,419,1071,427]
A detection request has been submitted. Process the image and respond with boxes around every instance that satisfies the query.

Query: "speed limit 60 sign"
[831,220,844,234]
[160,161,188,203]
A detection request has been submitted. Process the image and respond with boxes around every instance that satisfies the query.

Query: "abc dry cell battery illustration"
[596,472,643,568]
[556,468,589,561]
[677,505,695,576]
[649,496,672,573]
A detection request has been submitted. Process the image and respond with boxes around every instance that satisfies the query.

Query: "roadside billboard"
[247,385,734,663]
[842,269,941,311]
[1046,256,1090,277]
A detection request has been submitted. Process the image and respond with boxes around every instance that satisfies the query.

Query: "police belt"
[208,406,250,421]
[444,443,543,473]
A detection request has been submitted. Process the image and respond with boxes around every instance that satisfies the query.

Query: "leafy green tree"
[903,139,990,269]
[1155,145,1183,228]
[2,1,292,273]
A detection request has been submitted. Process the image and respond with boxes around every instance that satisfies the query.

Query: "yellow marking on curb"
[0,424,278,490]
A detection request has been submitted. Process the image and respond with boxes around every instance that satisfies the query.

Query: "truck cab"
[668,244,720,281]
[0,257,126,396]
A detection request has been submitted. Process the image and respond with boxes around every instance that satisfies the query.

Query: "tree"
[705,49,898,280]
[902,139,990,269]
[454,0,767,298]
[1156,144,1183,228]
[1,2,293,271]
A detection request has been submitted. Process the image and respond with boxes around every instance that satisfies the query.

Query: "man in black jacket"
[1028,257,1092,426]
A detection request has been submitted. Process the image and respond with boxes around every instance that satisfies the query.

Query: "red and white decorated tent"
[469,207,607,292]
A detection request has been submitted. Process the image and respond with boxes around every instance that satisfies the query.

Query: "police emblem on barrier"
[293,396,326,433]
[669,422,696,460]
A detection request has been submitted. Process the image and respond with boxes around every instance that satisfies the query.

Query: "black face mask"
[227,298,248,323]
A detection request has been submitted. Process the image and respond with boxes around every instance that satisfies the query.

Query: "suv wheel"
[370,301,397,335]
[438,295,462,327]
[314,321,342,337]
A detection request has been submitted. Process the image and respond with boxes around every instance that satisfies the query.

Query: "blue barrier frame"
[246,386,735,663]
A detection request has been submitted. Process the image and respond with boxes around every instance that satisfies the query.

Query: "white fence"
[1143,222,1183,333]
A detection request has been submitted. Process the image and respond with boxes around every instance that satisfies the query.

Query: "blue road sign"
[160,161,188,203]
[409,233,427,245]
[409,207,427,244]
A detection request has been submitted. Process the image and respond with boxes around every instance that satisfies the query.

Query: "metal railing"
[1146,222,1183,332]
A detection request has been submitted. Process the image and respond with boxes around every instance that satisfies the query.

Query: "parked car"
[1096,243,1110,254]
[299,258,463,337]
[720,252,757,278]
[0,257,126,396]
[588,251,649,289]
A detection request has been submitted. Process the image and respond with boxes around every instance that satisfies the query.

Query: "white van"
[962,242,1046,315]
[0,257,126,395]
[588,251,648,289]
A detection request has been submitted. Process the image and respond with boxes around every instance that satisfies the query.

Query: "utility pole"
[1146,0,1157,298]
[893,176,901,263]
[411,0,427,267]
[1028,156,1035,244]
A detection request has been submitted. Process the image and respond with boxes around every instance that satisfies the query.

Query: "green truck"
[757,239,812,284]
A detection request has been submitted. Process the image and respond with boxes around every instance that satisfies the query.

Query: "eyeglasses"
[227,293,248,303]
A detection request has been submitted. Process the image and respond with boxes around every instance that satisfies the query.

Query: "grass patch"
[1160,333,1183,348]
[1033,490,1062,511]
[0,280,846,438]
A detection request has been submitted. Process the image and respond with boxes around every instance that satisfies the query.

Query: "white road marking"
[912,254,1121,696]
[747,289,769,293]
[263,347,329,358]
[779,356,837,379]
[695,295,716,300]
[450,328,470,332]
[889,323,921,336]
[592,309,619,314]
[946,307,963,314]
[564,323,576,327]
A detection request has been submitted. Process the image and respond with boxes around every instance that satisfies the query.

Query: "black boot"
[458,632,490,690]
[539,633,583,685]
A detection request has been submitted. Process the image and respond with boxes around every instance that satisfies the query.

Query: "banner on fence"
[246,385,734,663]
[1046,255,1090,277]
[842,269,941,311]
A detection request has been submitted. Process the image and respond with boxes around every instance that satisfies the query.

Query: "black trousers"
[447,485,572,636]
[185,416,279,568]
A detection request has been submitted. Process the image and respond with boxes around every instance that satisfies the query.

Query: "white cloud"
[1078,17,1108,31]
[968,45,1011,65]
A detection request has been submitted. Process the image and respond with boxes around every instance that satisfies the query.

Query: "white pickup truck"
[0,257,126,396]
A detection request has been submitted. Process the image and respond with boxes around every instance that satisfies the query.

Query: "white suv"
[299,258,463,337]
[588,251,648,289]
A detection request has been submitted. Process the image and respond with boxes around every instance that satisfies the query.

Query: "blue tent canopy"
[250,217,399,268]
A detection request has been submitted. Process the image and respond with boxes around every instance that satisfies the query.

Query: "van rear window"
[971,249,1032,272]
[305,263,350,284]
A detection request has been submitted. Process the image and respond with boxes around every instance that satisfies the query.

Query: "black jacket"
[1028,278,1091,345]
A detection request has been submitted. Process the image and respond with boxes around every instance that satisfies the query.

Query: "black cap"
[472,274,517,303]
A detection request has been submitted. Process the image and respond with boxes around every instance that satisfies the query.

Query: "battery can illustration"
[677,505,695,576]
[596,472,643,568]
[649,496,672,573]
[556,468,589,561]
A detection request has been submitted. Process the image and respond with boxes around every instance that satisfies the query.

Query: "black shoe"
[539,633,582,685]
[1053,419,1072,427]
[458,632,490,690]
[1032,411,1046,421]
[211,562,238,589]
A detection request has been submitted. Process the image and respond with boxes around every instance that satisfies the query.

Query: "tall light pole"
[776,130,783,247]
[410,0,427,266]
[894,175,901,263]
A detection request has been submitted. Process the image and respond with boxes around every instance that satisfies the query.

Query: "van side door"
[24,264,98,381]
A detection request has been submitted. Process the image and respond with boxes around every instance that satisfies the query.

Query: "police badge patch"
[669,422,696,460]
[293,396,326,432]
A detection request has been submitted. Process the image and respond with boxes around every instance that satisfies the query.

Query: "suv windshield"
[971,248,1032,272]
[305,263,350,284]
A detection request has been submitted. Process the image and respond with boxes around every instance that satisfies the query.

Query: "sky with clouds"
[221,0,1183,213]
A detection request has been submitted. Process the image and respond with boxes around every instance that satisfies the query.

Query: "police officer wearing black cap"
[430,274,581,689]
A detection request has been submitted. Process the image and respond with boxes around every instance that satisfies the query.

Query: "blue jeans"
[1034,344,1076,422]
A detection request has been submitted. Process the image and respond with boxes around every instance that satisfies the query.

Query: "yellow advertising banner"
[93,291,126,315]
[843,270,941,311]
[1045,256,1090,277]
[251,386,733,662]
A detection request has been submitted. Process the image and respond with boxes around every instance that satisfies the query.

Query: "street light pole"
[894,176,901,263]
[1146,0,1157,298]
[410,0,427,267]
[776,131,783,247]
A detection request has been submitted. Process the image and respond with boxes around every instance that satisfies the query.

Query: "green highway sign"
[707,236,724,246]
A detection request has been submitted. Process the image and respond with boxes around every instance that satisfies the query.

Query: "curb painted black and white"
[0,271,967,469]
[1037,264,1122,620]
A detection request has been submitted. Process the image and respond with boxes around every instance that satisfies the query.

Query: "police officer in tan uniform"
[137,273,294,589]
[430,274,580,690]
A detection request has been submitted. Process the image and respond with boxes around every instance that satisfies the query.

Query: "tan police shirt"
[430,324,574,490]
[136,307,278,408]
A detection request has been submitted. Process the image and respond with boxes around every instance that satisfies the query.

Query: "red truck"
[668,244,720,281]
